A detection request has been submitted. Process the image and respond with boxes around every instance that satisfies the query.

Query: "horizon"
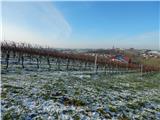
[1,40,160,51]
[1,1,160,49]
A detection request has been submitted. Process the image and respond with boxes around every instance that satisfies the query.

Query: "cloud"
[1,1,72,47]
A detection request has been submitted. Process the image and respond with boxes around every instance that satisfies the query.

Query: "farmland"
[1,41,160,120]
[1,68,160,119]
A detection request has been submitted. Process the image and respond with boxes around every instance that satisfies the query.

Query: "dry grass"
[141,57,160,67]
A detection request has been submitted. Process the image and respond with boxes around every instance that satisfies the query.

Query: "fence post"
[21,55,24,68]
[141,64,143,78]
[6,52,10,69]
[36,58,39,69]
[94,54,97,74]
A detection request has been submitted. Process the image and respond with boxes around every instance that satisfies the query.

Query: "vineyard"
[1,41,160,120]
[1,41,160,74]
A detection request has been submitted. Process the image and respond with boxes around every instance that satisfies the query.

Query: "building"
[111,54,131,63]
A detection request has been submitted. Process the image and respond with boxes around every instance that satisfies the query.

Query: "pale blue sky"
[1,1,160,49]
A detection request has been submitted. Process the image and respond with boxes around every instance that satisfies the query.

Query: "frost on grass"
[1,70,160,120]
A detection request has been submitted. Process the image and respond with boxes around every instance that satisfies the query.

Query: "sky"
[1,1,160,49]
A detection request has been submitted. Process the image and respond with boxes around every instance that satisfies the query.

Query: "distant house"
[142,50,160,58]
[148,51,160,56]
[111,54,131,63]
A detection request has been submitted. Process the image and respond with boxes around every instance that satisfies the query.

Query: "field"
[1,68,160,120]
[141,58,160,68]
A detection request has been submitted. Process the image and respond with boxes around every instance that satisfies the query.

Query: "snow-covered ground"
[1,69,160,120]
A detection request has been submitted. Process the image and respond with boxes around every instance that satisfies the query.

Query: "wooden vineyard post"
[57,58,61,71]
[141,64,143,78]
[71,60,75,70]
[18,53,21,64]
[79,61,82,71]
[5,52,10,69]
[84,62,87,70]
[116,63,118,74]
[21,55,24,68]
[94,54,97,74]
[104,65,107,74]
[66,59,70,70]
[29,55,32,65]
[96,65,98,73]
[36,58,39,69]
[47,57,51,70]
[126,63,128,73]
